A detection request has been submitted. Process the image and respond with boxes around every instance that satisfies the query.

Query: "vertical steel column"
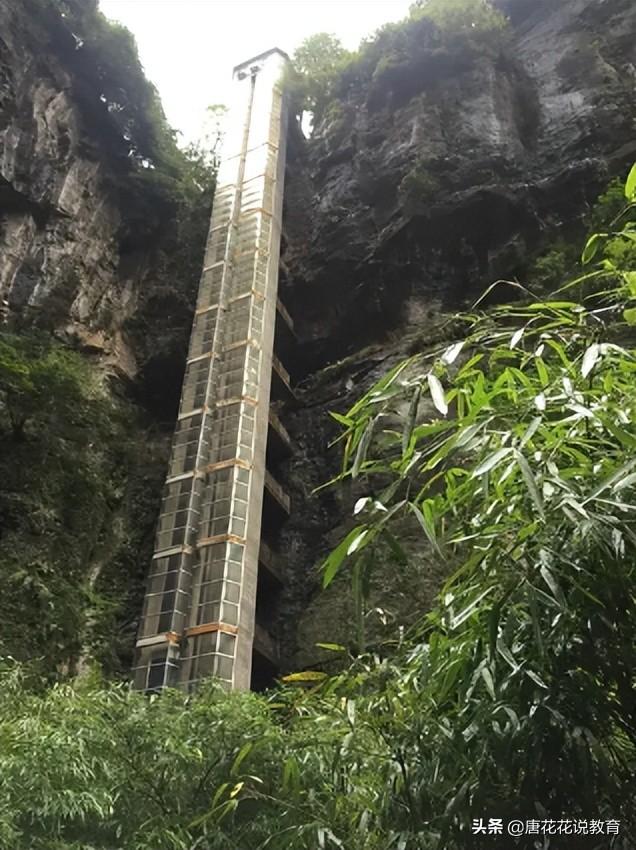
[133,49,289,692]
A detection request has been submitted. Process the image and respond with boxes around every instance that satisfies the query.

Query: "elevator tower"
[133,48,291,691]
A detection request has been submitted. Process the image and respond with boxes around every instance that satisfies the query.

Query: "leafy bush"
[411,0,508,43]
[0,334,155,677]
[288,33,353,122]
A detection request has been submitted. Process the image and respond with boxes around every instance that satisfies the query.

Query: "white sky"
[98,0,412,144]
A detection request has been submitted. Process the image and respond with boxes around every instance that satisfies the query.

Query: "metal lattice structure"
[133,49,291,692]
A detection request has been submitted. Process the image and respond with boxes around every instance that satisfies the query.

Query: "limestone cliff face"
[0,0,201,414]
[282,0,636,369]
[277,0,636,666]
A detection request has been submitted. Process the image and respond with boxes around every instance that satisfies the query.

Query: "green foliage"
[31,0,218,234]
[288,2,508,131]
[39,0,180,173]
[587,177,628,231]
[289,33,353,120]
[319,164,636,840]
[525,241,580,293]
[0,334,157,677]
[0,672,283,849]
[399,161,441,213]
[411,0,508,42]
[343,0,508,97]
[525,173,636,296]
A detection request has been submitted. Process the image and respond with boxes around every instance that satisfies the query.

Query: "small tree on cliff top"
[291,33,352,121]
[411,0,508,37]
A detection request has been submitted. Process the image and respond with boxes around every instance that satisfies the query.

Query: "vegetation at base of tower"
[0,334,165,679]
[1,167,635,849]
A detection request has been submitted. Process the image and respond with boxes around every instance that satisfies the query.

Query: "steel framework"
[133,49,290,691]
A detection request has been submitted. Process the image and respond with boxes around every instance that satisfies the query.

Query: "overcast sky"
[98,0,412,144]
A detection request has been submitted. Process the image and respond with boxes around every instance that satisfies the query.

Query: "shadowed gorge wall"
[276,0,636,668]
[1,0,635,677]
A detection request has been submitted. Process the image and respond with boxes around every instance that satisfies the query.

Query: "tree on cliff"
[410,0,508,36]
[290,33,353,121]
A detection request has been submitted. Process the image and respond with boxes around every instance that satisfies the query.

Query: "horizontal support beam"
[185,622,239,638]
[265,469,291,514]
[253,622,279,666]
[197,532,247,548]
[268,408,292,451]
[276,298,294,333]
[135,631,180,648]
[258,540,283,584]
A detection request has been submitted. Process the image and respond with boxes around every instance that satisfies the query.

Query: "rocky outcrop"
[0,0,201,413]
[281,0,636,371]
[276,0,636,667]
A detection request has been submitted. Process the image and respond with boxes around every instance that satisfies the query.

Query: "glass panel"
[216,655,233,681]
[218,632,236,657]
[198,265,224,309]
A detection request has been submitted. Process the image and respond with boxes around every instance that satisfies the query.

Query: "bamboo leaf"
[427,373,448,416]
[509,327,525,349]
[230,742,253,777]
[581,233,605,265]
[540,564,566,609]
[480,667,496,700]
[352,419,375,478]
[402,384,421,454]
[409,501,443,557]
[353,497,370,515]
[625,162,636,199]
[583,459,636,504]
[282,671,328,683]
[514,450,544,519]
[330,411,354,427]
[472,447,513,477]
[348,529,369,555]
[581,344,600,378]
[525,669,549,689]
[441,340,465,365]
[519,417,542,449]
[322,525,366,587]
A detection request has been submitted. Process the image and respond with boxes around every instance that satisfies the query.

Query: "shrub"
[289,33,353,122]
[411,0,509,41]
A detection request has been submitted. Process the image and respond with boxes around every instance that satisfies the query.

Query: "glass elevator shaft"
[133,48,290,692]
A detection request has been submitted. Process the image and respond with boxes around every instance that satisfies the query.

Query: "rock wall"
[276,0,636,668]
[0,0,201,411]
[282,0,636,369]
